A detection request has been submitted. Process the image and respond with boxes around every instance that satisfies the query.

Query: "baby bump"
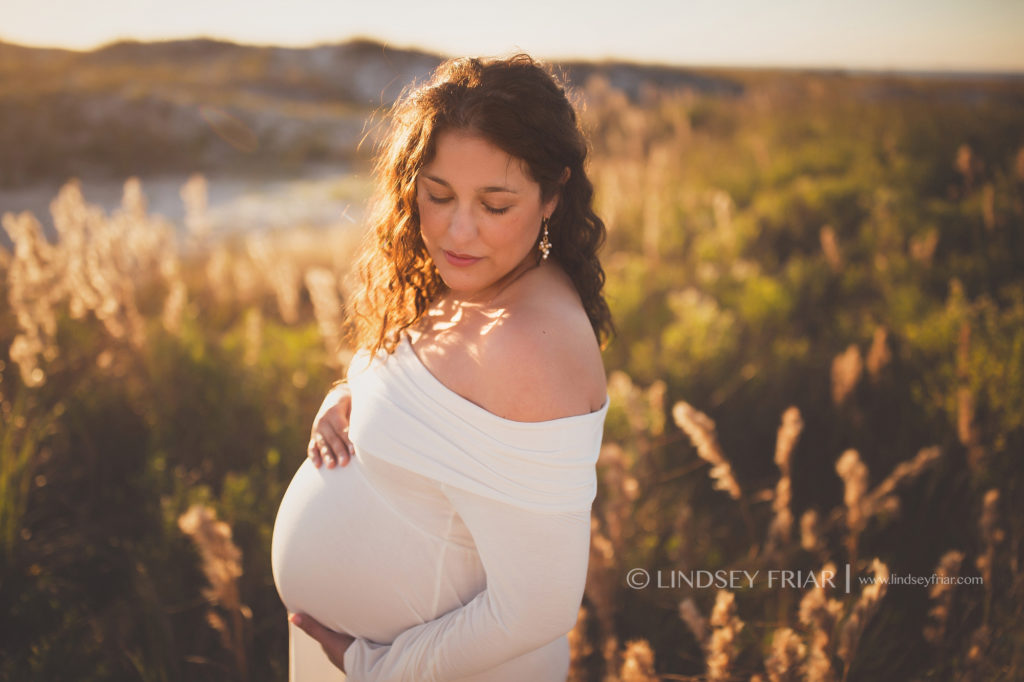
[271,456,480,644]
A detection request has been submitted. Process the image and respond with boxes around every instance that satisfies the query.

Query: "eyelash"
[426,194,510,216]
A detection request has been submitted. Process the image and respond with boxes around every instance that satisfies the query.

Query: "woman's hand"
[308,383,354,468]
[290,613,354,672]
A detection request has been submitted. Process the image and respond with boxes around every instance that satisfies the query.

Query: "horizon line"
[2,33,1023,77]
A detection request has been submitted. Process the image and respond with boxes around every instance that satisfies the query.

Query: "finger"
[318,421,353,465]
[290,613,352,670]
[290,612,330,643]
[314,433,337,468]
[307,441,323,468]
[339,431,352,466]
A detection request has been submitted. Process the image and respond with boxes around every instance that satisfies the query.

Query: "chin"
[442,279,485,295]
[438,272,492,296]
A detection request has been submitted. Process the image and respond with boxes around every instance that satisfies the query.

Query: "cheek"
[416,201,443,240]
[486,214,534,250]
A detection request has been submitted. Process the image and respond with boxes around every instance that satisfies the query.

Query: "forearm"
[343,486,590,681]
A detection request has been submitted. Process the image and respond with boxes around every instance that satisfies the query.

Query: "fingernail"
[290,614,302,625]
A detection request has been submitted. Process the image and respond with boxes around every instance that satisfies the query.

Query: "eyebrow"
[422,174,518,194]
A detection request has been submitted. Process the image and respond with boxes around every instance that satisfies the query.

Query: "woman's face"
[417,130,557,299]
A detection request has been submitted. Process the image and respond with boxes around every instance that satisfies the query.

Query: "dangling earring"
[539,217,552,260]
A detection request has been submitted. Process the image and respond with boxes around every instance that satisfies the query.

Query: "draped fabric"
[346,337,608,513]
[274,335,609,680]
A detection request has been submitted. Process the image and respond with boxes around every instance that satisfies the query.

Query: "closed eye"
[427,194,453,205]
[483,205,510,215]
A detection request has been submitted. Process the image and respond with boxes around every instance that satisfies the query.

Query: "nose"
[447,202,477,244]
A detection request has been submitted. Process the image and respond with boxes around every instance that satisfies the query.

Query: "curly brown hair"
[347,54,612,354]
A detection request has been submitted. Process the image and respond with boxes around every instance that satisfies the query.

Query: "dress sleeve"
[342,483,591,681]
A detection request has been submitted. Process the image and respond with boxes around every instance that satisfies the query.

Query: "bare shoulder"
[476,267,607,422]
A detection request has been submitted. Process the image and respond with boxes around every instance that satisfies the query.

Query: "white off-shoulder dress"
[271,336,608,681]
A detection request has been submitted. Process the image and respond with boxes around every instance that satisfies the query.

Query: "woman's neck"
[443,255,542,309]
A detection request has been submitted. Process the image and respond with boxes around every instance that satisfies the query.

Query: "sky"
[1,0,1023,72]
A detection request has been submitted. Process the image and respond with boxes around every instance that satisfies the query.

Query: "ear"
[543,167,572,218]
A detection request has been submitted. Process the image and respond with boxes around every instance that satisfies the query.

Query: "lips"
[443,250,481,267]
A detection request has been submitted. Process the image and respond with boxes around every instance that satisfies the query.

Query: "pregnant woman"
[271,54,612,681]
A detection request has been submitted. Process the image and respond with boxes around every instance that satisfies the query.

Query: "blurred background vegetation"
[1,38,1022,681]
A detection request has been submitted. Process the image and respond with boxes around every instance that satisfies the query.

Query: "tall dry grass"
[3,69,1023,681]
[1,175,359,680]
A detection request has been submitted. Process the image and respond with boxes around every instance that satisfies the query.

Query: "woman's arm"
[342,485,591,680]
[292,490,589,679]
